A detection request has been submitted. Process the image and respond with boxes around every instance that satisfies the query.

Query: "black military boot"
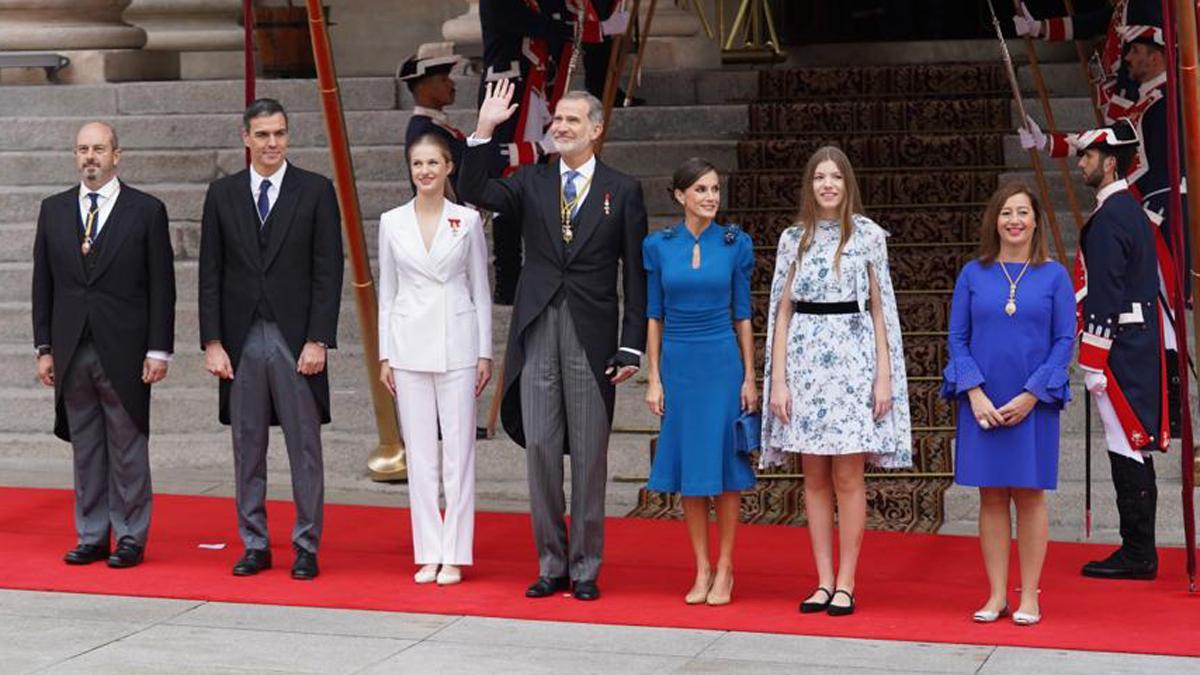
[1082,455,1158,580]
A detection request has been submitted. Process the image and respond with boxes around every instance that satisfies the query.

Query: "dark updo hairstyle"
[406,132,457,202]
[668,157,720,198]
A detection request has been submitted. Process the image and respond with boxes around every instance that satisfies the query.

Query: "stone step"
[1016,61,1093,98]
[0,338,667,433]
[785,39,1079,66]
[0,210,686,263]
[1010,96,1097,136]
[0,139,740,187]
[0,70,761,119]
[940,477,1194,547]
[0,380,659,442]
[0,78,399,118]
[0,105,748,152]
[0,173,699,225]
[0,429,655,501]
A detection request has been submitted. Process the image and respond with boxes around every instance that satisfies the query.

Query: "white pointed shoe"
[972,605,1009,623]
[436,565,462,586]
[414,564,439,584]
[1012,610,1041,626]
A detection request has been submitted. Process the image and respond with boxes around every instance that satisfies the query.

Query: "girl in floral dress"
[761,146,912,616]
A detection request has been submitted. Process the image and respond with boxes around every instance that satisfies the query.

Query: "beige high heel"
[706,576,734,606]
[413,564,439,584]
[685,573,713,605]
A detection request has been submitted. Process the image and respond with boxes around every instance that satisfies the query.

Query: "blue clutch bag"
[732,412,761,456]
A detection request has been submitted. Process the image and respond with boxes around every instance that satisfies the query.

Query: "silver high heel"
[972,605,1009,623]
[1012,610,1041,626]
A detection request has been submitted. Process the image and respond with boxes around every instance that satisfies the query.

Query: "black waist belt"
[793,301,866,315]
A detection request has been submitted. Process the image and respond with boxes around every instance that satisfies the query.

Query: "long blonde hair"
[794,146,864,273]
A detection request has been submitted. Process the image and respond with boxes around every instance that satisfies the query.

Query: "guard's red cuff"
[1079,331,1112,371]
[1047,132,1070,158]
[582,17,603,43]
[1045,17,1071,41]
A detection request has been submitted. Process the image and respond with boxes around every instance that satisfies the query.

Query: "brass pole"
[304,0,405,481]
[1172,0,1200,589]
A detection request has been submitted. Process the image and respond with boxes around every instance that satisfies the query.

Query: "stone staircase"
[0,69,758,514]
[1,42,1191,548]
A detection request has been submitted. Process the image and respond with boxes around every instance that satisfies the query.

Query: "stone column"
[441,0,482,60]
[0,0,180,83]
[125,0,243,79]
[638,2,719,70]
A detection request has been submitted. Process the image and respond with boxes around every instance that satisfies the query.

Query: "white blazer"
[378,198,492,372]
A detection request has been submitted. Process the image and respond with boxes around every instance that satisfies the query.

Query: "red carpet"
[1,487,1196,656]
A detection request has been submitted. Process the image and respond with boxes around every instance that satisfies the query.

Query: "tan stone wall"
[324,0,467,77]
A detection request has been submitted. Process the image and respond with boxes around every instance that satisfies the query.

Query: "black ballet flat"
[827,589,856,617]
[799,586,833,613]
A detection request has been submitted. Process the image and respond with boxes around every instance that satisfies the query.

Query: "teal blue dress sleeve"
[732,229,754,321]
[643,233,663,321]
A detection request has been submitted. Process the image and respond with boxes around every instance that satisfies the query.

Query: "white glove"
[1018,114,1047,151]
[1013,2,1042,38]
[601,9,630,36]
[1084,371,1108,395]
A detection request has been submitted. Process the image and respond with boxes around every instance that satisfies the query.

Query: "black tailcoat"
[457,143,647,446]
[197,164,344,425]
[31,182,176,441]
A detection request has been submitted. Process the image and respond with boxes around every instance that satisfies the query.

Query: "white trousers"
[394,367,477,565]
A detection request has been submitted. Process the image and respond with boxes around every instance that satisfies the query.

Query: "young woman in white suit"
[378,133,492,586]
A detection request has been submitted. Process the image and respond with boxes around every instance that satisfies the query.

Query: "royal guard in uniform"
[1073,120,1169,580]
[477,0,628,304]
[1013,0,1150,121]
[477,0,570,304]
[399,43,467,196]
[1021,5,1185,435]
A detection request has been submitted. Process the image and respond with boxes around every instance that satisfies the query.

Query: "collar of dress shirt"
[79,175,120,204]
[559,154,596,183]
[250,160,288,193]
[413,105,452,126]
[1139,72,1167,99]
[1096,178,1128,208]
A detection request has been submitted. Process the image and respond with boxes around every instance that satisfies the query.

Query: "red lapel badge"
[603,192,611,216]
[448,218,462,235]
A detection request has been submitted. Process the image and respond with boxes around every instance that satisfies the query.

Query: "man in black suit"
[458,80,647,601]
[198,98,344,580]
[32,121,176,569]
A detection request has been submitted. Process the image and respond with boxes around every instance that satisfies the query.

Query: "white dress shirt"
[250,161,288,221]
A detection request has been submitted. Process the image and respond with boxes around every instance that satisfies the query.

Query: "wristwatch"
[35,345,52,357]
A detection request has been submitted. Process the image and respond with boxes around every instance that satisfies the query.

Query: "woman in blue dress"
[942,183,1075,626]
[643,158,758,607]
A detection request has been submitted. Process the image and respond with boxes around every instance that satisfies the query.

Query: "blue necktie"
[564,170,580,219]
[85,192,100,233]
[257,179,272,225]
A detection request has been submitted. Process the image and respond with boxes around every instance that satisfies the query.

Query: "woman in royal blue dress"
[942,183,1075,626]
[643,158,758,607]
